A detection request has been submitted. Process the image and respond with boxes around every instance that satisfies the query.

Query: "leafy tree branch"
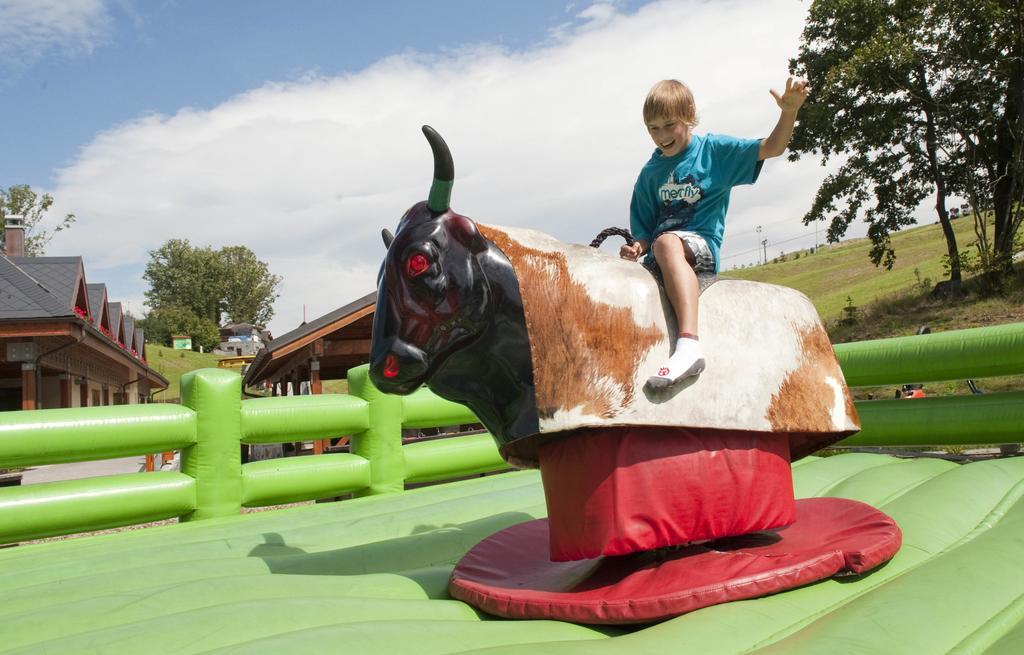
[0,185,75,255]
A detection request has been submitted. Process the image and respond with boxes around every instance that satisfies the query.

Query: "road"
[20,456,149,485]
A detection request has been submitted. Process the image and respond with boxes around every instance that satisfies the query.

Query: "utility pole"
[756,225,762,264]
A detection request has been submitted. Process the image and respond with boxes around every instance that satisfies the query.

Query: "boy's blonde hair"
[643,80,698,126]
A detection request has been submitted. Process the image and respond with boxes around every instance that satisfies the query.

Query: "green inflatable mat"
[2,452,1024,654]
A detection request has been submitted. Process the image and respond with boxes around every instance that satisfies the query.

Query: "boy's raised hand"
[770,77,809,113]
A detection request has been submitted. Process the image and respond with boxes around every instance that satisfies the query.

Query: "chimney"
[4,214,25,257]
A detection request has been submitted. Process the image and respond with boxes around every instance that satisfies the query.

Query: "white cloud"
[576,2,621,29]
[549,1,623,40]
[47,0,851,336]
[0,0,112,76]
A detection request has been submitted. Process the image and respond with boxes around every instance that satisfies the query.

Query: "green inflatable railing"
[834,322,1024,387]
[0,365,498,544]
[0,404,197,542]
[835,322,1024,448]
[1,322,1022,545]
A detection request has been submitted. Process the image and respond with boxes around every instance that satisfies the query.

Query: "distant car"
[901,383,926,399]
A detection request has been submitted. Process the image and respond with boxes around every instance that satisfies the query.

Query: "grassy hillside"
[722,214,991,322]
[147,345,226,401]
[723,214,1024,397]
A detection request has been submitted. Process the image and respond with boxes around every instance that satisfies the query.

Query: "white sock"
[648,336,705,387]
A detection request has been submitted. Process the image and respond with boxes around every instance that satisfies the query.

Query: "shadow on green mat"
[246,511,538,595]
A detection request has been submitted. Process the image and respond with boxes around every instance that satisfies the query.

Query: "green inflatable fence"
[0,322,1023,653]
[834,322,1024,387]
[0,367,495,543]
[3,455,1024,653]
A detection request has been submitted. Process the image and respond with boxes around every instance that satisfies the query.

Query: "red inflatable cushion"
[539,427,796,561]
[449,497,902,624]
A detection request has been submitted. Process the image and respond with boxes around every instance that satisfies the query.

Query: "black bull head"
[369,126,539,447]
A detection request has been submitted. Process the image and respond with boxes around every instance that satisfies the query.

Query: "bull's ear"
[381,229,395,249]
[448,214,487,253]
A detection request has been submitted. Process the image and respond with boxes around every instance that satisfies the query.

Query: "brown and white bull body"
[477,223,858,465]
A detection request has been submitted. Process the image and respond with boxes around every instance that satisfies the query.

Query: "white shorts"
[644,230,715,274]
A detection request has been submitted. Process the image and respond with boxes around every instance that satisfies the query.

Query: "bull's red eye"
[405,253,430,277]
[384,354,400,378]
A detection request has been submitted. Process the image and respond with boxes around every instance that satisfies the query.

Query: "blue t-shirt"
[629,133,763,272]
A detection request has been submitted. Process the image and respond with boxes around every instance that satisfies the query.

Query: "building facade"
[0,217,167,410]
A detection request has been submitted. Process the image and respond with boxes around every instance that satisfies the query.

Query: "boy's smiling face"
[647,116,690,157]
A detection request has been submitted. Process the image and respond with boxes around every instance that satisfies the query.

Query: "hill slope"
[723,215,1023,395]
[721,214,995,323]
[147,346,225,401]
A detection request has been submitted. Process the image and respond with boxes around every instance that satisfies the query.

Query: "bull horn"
[382,228,395,248]
[422,125,454,214]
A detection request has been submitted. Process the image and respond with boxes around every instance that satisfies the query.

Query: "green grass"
[722,213,1024,341]
[723,213,1024,397]
[147,345,227,401]
[722,214,990,322]
[323,379,349,394]
[145,345,346,401]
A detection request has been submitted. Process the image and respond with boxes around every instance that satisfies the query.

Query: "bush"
[838,295,860,326]
[140,305,220,352]
[913,267,932,292]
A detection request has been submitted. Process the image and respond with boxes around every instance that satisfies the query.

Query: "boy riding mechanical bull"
[366,123,899,624]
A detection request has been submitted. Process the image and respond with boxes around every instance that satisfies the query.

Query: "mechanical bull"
[370,126,859,467]
[367,127,899,624]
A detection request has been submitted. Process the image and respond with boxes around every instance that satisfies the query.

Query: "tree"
[143,240,225,325]
[143,240,282,327]
[220,246,282,326]
[0,185,75,255]
[789,0,1023,293]
[139,305,220,352]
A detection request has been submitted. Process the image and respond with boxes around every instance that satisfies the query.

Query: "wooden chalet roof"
[108,302,125,345]
[123,315,136,353]
[0,255,167,390]
[0,256,71,319]
[244,291,376,386]
[86,283,111,331]
[9,256,89,317]
[221,322,261,336]
[134,327,147,361]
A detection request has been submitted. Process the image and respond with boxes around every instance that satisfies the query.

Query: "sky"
[1,0,874,337]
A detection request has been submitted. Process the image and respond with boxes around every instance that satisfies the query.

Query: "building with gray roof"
[1,221,167,411]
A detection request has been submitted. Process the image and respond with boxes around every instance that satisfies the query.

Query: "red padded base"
[539,427,796,561]
[449,497,902,625]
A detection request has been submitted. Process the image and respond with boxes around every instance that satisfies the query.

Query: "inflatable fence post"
[179,368,243,520]
[347,364,405,496]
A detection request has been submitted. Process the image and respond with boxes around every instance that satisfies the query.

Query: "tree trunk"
[992,149,1014,270]
[994,0,1023,274]
[918,65,961,289]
